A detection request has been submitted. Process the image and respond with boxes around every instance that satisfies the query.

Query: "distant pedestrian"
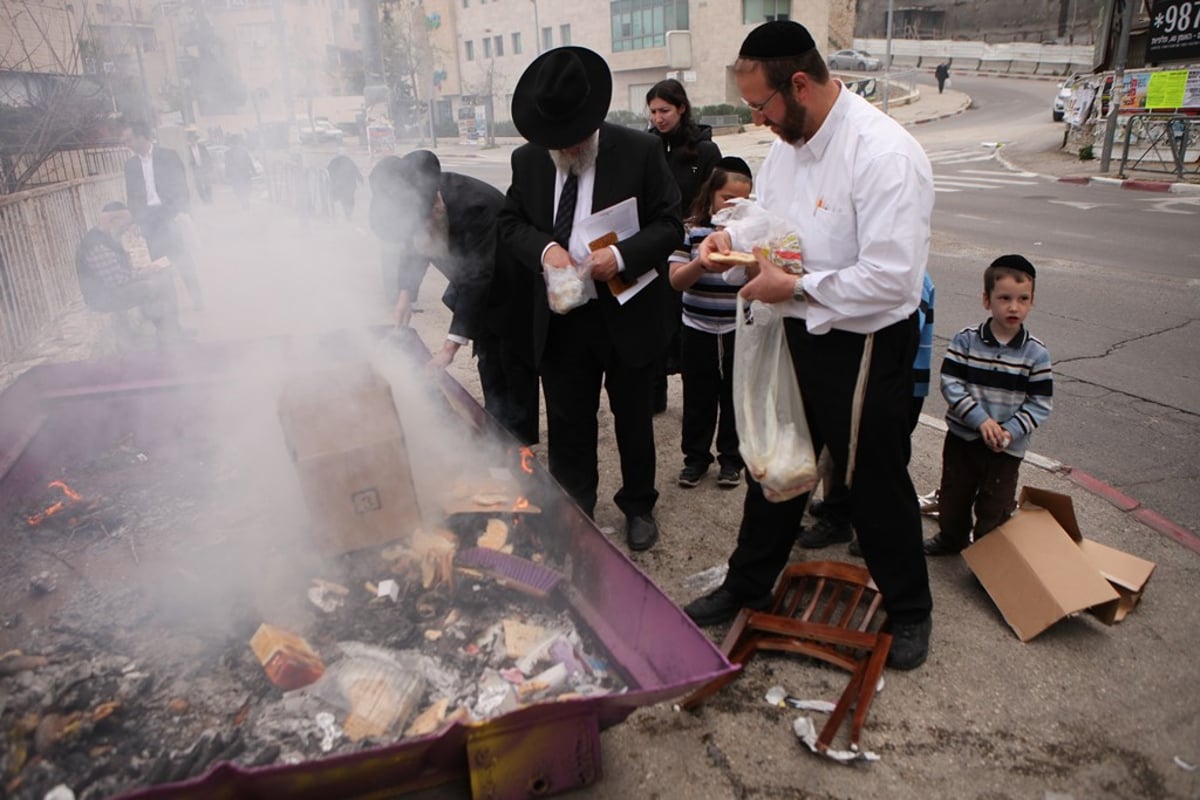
[935,62,950,94]
[224,135,256,209]
[327,152,362,220]
[923,255,1053,556]
[185,128,213,204]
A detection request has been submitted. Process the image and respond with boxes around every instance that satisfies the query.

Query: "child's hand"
[979,419,1011,452]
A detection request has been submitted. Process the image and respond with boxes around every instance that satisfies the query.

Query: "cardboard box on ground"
[963,487,1157,642]
[278,363,421,555]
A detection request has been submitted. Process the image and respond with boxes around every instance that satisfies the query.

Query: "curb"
[994,147,1200,194]
[906,97,972,127]
[916,414,1197,551]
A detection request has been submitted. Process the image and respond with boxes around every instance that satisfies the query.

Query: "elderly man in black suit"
[369,150,540,447]
[121,121,204,310]
[497,46,684,551]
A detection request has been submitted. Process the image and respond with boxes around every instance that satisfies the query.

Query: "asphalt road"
[907,75,1200,535]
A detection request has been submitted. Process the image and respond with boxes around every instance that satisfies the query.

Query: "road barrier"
[855,38,1092,77]
[1117,114,1200,179]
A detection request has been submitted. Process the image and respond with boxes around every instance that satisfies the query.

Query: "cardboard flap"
[1019,487,1083,542]
[1077,538,1156,593]
[963,509,1119,641]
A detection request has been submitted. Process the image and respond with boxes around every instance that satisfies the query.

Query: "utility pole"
[1099,0,1135,172]
[273,0,294,125]
[125,0,153,123]
[882,0,894,114]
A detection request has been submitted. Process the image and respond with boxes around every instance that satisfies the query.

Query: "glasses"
[742,87,780,113]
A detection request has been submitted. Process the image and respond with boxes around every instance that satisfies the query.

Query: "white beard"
[549,130,599,174]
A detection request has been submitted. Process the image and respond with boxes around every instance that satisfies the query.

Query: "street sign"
[1147,0,1200,63]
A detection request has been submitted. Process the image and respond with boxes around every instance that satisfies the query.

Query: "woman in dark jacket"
[646,79,722,410]
[646,79,722,218]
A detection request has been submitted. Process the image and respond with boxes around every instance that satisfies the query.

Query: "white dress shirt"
[139,146,163,207]
[737,85,934,335]
[539,157,626,273]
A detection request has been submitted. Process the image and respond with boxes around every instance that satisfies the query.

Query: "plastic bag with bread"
[711,198,804,276]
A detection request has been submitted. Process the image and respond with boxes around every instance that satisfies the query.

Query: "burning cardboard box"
[278,364,420,555]
[962,487,1156,641]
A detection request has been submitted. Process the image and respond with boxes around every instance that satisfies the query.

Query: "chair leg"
[847,632,891,751]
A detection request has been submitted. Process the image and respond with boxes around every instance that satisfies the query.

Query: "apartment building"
[448,0,834,124]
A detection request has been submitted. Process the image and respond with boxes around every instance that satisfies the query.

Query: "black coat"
[653,122,721,218]
[497,123,684,369]
[123,145,190,218]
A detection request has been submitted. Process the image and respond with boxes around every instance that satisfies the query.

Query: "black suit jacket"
[414,172,507,342]
[124,145,190,219]
[497,123,683,368]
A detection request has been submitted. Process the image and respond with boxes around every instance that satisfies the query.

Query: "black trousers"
[476,335,540,447]
[680,325,741,471]
[936,433,1021,547]
[721,314,932,624]
[540,302,658,519]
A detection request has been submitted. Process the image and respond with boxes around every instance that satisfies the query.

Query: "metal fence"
[0,175,123,361]
[1117,114,1200,179]
[1,147,128,196]
[265,160,334,219]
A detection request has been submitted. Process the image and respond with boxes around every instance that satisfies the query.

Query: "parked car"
[1052,81,1073,122]
[295,118,344,144]
[828,49,882,71]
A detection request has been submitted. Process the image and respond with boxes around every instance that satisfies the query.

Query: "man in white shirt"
[683,20,935,670]
[121,122,204,310]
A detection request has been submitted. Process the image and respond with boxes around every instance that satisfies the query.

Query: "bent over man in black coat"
[370,150,539,446]
[497,46,683,551]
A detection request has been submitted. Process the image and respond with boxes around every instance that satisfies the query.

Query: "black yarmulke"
[717,156,752,178]
[739,20,817,59]
[990,254,1036,279]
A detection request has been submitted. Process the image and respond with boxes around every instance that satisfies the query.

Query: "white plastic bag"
[543,260,597,314]
[712,198,804,275]
[733,295,819,502]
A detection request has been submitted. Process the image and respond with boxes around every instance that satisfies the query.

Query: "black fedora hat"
[368,150,441,243]
[511,46,612,150]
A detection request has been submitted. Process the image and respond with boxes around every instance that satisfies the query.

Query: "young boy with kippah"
[924,254,1054,555]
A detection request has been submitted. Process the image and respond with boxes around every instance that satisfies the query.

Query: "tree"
[0,2,115,193]
[177,0,245,115]
[380,2,433,135]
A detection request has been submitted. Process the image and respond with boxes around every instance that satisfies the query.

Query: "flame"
[513,496,530,511]
[26,480,82,526]
[519,447,534,474]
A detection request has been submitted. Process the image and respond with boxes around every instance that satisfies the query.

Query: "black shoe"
[923,532,967,556]
[626,514,659,551]
[886,617,932,670]
[808,499,828,518]
[677,464,708,488]
[847,537,862,557]
[683,588,771,627]
[716,466,741,488]
[799,516,853,549]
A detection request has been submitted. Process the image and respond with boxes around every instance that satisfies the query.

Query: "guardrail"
[0,175,123,361]
[854,38,1092,77]
[265,161,333,218]
[1117,114,1200,179]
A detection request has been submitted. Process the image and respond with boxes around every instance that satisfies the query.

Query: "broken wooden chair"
[681,561,892,755]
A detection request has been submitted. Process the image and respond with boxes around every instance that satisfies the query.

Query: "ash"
[0,437,625,800]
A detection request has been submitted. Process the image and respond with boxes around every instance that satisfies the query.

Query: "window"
[512,31,522,54]
[542,26,553,50]
[742,0,790,25]
[483,37,492,58]
[465,39,474,60]
[494,35,503,56]
[610,0,688,53]
[560,24,571,45]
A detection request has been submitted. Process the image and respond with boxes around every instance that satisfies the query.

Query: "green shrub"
[1078,144,1095,161]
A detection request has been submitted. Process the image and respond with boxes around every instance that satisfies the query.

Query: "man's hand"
[542,243,576,271]
[393,290,413,328]
[739,254,797,304]
[583,247,618,282]
[979,419,1011,452]
[427,340,460,371]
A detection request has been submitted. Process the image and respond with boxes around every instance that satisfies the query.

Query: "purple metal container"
[0,329,736,800]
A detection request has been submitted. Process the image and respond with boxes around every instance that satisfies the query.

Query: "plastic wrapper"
[732,296,819,502]
[297,642,427,741]
[544,260,597,314]
[712,198,804,275]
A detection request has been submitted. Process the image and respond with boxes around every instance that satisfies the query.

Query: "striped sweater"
[941,319,1053,458]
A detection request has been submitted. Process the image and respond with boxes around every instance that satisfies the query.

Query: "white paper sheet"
[576,197,657,305]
